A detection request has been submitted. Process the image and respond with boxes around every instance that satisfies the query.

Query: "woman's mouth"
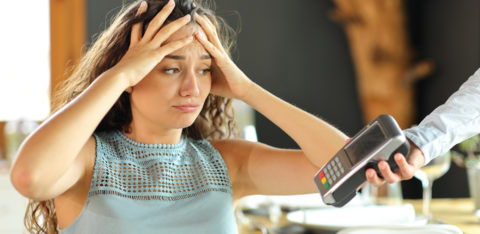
[173,105,199,112]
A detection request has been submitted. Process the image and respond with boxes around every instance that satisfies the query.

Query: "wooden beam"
[50,0,86,110]
[331,0,433,128]
[0,122,5,160]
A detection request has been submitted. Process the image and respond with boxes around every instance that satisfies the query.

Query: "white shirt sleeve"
[404,68,480,165]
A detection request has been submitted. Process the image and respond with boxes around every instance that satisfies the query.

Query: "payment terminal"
[314,114,410,207]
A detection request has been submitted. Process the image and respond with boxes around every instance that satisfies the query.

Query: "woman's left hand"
[194,14,253,100]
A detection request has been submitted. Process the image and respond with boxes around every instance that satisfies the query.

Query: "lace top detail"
[60,131,237,234]
[90,131,232,200]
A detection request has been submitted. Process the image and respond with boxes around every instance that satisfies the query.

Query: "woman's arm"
[10,2,192,200]
[194,14,347,165]
[11,71,128,200]
[241,83,348,167]
[211,83,347,197]
[213,139,326,199]
[196,14,347,196]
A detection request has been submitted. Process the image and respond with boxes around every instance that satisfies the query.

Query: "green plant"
[452,134,480,168]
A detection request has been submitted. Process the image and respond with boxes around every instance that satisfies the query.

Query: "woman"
[10,0,348,233]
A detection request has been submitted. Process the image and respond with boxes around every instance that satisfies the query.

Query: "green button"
[324,182,330,189]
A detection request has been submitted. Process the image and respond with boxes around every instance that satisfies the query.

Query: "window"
[0,0,50,121]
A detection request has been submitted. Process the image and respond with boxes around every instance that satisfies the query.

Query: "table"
[407,198,480,234]
[238,198,480,234]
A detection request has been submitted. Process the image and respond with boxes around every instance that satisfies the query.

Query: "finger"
[194,14,223,49]
[194,31,223,58]
[152,15,191,46]
[394,153,414,180]
[136,1,147,16]
[365,168,385,186]
[156,36,194,58]
[130,1,148,47]
[194,14,215,32]
[378,161,401,184]
[143,0,175,41]
[197,14,222,48]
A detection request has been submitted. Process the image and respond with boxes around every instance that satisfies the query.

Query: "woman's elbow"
[10,162,46,200]
[10,166,34,197]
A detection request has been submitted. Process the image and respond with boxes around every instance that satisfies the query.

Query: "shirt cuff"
[403,126,444,166]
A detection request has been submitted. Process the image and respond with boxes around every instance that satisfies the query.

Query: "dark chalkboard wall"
[86,0,480,198]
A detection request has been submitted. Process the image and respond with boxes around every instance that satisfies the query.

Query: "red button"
[319,171,325,178]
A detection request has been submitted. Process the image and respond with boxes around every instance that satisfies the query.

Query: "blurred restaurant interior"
[0,0,479,233]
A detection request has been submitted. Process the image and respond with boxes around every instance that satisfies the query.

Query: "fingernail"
[194,32,202,40]
[395,154,402,161]
[184,14,191,22]
[168,0,175,6]
[136,1,147,16]
[379,163,386,170]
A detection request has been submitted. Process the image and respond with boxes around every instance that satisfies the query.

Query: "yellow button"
[321,177,327,184]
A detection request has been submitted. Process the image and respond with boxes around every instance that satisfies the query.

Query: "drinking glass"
[414,151,451,221]
[362,181,403,206]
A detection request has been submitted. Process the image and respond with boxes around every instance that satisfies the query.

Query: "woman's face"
[130,23,212,130]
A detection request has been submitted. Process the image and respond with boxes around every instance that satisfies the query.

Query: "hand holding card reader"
[314,114,410,207]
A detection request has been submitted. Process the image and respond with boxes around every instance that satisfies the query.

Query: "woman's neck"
[123,123,183,145]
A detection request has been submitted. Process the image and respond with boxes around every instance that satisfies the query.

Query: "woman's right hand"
[111,0,194,88]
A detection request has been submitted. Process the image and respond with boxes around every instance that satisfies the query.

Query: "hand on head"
[193,14,253,100]
[109,0,253,101]
[112,0,195,88]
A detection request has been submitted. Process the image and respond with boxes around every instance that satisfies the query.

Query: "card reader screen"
[344,123,386,164]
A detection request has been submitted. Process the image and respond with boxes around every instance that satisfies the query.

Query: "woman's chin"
[170,119,197,129]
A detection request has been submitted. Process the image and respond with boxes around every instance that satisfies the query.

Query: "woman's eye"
[199,68,212,75]
[164,68,179,75]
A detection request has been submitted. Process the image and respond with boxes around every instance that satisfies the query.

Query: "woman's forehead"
[165,24,209,57]
[165,24,204,42]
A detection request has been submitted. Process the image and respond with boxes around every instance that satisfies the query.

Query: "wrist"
[237,78,257,101]
[101,68,132,91]
[408,139,426,167]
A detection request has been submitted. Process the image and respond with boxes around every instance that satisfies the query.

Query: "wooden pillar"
[331,0,433,128]
[50,0,86,109]
[0,123,5,160]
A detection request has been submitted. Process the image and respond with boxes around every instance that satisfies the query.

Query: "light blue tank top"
[60,131,238,234]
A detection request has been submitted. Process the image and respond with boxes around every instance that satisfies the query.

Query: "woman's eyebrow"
[165,55,185,60]
[165,54,212,60]
[200,54,212,60]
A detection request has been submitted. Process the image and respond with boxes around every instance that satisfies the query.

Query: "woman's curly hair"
[25,0,238,233]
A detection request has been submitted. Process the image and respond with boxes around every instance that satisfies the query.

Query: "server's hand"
[366,141,425,185]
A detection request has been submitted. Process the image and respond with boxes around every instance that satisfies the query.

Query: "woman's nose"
[179,70,200,97]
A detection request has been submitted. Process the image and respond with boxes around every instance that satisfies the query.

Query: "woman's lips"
[173,105,199,112]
